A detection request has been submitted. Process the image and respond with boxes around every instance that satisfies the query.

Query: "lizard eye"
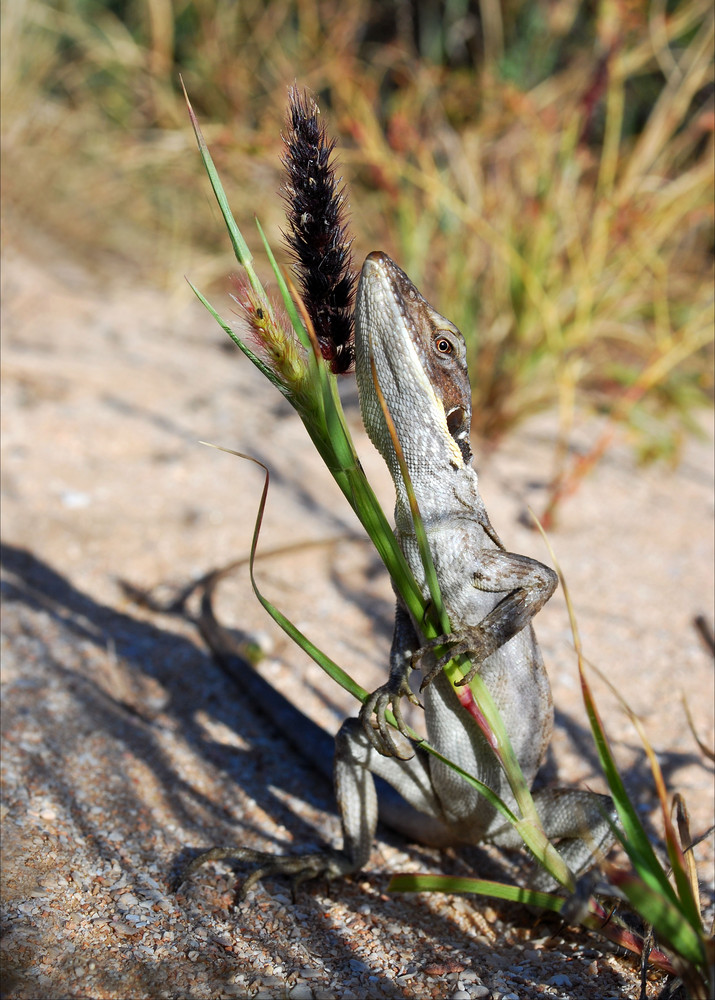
[434,335,453,355]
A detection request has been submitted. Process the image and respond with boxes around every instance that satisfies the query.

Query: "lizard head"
[355,252,473,485]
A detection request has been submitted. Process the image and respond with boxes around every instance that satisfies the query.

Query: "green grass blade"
[243,448,368,704]
[582,656,705,934]
[412,741,518,820]
[182,81,264,295]
[388,873,564,912]
[390,875,679,977]
[632,712,704,931]
[579,666,681,906]
[321,371,362,472]
[204,446,524,821]
[342,465,426,614]
[608,870,706,968]
[464,671,548,835]
[510,818,575,887]
[253,576,368,704]
[533,517,681,903]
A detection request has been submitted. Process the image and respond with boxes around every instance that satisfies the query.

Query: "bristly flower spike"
[281,87,356,374]
[230,277,308,395]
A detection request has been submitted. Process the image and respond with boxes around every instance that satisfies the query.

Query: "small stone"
[288,984,314,999]
[112,922,139,937]
[547,973,573,987]
[117,893,140,907]
[297,968,322,979]
[222,983,246,997]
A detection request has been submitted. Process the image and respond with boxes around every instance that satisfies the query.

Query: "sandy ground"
[1,227,713,1000]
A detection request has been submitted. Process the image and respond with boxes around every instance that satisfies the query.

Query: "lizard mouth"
[446,405,472,462]
[446,405,467,440]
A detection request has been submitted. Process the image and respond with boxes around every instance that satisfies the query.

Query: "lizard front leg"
[359,549,556,756]
[360,548,557,758]
[418,548,558,691]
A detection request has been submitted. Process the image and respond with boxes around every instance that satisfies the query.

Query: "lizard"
[184,250,615,896]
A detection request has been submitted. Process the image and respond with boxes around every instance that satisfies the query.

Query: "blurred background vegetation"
[2,0,713,487]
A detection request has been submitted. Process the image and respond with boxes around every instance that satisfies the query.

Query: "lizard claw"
[359,682,418,760]
[453,659,480,686]
[180,846,349,902]
[414,635,479,691]
[414,634,457,690]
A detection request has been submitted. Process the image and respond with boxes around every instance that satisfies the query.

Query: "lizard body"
[186,252,613,893]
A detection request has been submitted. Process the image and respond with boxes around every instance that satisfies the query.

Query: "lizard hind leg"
[179,715,454,903]
[488,787,616,887]
[533,788,616,880]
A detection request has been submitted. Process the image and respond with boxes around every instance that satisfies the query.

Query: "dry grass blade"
[682,692,715,762]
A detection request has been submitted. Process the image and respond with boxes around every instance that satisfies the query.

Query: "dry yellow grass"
[2,0,712,481]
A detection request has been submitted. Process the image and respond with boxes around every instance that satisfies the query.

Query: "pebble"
[112,922,139,936]
[222,983,246,998]
[117,892,140,906]
[347,959,369,974]
[547,973,573,987]
[288,984,314,999]
[258,976,284,988]
[297,967,322,979]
